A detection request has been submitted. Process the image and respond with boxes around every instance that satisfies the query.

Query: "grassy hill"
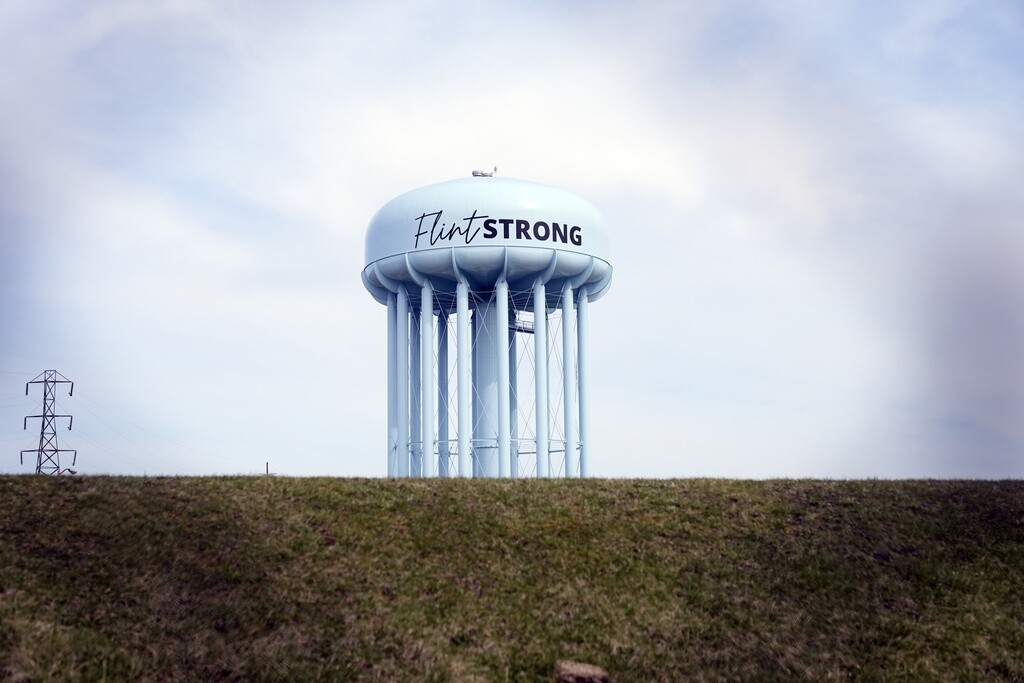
[1,477,1023,681]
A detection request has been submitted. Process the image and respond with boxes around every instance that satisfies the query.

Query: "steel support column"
[387,293,398,477]
[508,322,518,479]
[472,295,500,478]
[577,288,590,478]
[456,280,472,477]
[410,310,421,477]
[396,288,409,477]
[421,281,436,477]
[534,279,549,477]
[496,280,510,478]
[437,309,450,477]
[561,283,578,478]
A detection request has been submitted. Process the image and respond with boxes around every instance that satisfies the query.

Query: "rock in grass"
[554,659,610,683]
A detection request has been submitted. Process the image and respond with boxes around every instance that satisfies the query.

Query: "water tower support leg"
[534,280,549,477]
[562,283,578,478]
[577,289,590,478]
[410,311,422,477]
[509,324,518,479]
[496,280,510,477]
[456,280,472,478]
[387,293,398,477]
[421,281,436,477]
[396,288,410,477]
[472,298,500,477]
[437,310,449,477]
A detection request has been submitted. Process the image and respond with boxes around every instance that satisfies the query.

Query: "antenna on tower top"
[21,370,77,475]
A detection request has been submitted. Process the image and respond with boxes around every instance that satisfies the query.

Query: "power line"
[72,393,249,466]
[68,395,190,473]
[74,391,250,465]
[71,431,156,475]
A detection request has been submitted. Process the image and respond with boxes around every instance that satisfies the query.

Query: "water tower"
[362,173,612,478]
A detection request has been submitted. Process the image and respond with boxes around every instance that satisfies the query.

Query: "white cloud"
[2,0,1022,476]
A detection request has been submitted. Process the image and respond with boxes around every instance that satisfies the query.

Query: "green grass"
[2,477,1023,681]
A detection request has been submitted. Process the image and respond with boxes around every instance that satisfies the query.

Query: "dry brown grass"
[1,477,1023,681]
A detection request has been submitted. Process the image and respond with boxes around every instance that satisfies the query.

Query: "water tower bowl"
[362,174,612,478]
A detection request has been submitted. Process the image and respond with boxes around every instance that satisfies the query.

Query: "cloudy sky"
[1,1,1022,478]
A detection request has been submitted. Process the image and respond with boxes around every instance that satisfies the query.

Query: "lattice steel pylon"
[21,370,77,475]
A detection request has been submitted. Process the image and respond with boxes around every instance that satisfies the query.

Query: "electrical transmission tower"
[21,370,77,475]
